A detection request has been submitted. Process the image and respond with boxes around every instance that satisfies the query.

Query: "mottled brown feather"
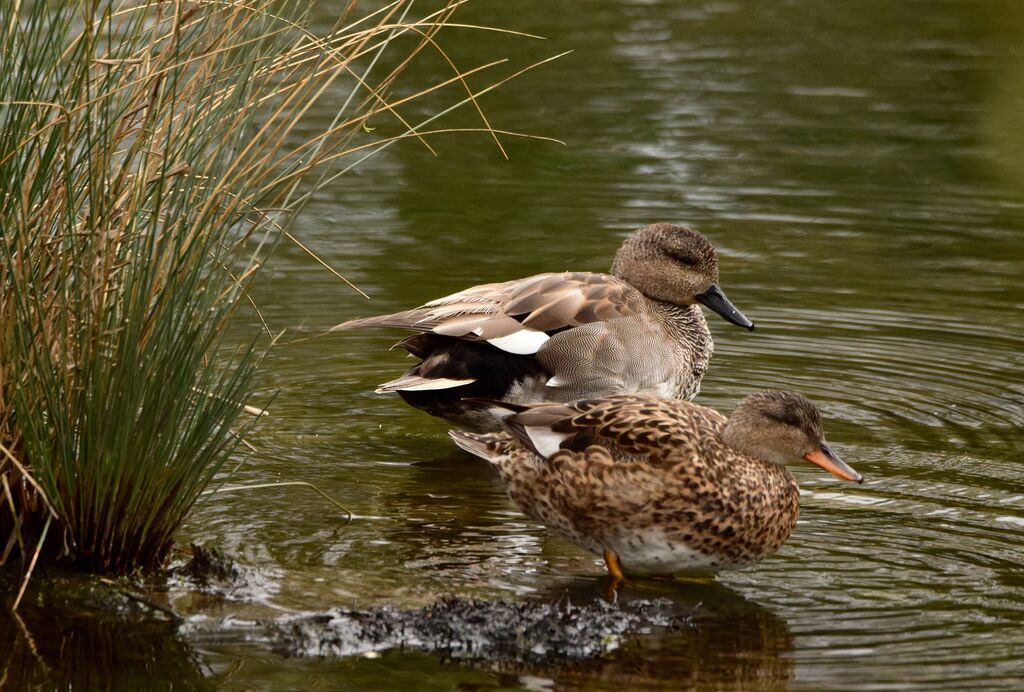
[452,392,856,575]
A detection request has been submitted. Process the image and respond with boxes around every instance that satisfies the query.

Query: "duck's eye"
[668,250,697,267]
[768,411,802,427]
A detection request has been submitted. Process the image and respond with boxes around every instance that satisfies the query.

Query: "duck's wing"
[503,395,727,460]
[330,272,641,356]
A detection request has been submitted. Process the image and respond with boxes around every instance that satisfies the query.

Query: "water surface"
[11,0,1024,688]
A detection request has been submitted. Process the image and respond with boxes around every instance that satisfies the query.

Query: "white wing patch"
[523,425,574,458]
[486,329,550,355]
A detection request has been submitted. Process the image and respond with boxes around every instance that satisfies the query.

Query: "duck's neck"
[721,416,789,467]
[648,299,710,344]
[720,419,762,461]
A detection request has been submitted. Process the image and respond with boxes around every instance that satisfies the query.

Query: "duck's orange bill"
[803,443,863,484]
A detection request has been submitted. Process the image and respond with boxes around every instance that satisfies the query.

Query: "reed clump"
[0,0,549,591]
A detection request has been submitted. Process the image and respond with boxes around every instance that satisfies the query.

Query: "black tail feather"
[389,334,546,430]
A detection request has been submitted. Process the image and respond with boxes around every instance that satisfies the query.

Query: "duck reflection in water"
[497,577,795,691]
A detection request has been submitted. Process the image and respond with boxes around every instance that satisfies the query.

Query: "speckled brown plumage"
[332,224,753,431]
[450,392,862,576]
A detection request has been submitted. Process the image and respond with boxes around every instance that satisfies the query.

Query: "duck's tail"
[448,430,507,464]
[378,334,546,429]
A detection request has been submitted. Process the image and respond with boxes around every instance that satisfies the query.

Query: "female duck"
[450,391,862,581]
[332,223,753,430]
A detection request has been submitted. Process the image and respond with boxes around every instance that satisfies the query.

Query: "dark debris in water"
[266,595,692,663]
[172,543,240,588]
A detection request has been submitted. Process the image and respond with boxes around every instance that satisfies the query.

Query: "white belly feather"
[608,528,731,575]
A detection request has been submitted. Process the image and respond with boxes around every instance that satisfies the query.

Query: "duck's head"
[610,223,754,330]
[722,391,863,483]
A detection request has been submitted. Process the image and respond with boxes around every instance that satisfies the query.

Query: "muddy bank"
[258,595,692,662]
[169,545,694,663]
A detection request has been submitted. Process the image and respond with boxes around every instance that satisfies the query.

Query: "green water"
[8,0,1024,688]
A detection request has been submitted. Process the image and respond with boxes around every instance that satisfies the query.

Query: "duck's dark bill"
[804,442,863,483]
[695,284,755,330]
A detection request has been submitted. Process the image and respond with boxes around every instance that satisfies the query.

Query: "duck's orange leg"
[603,548,624,580]
[603,548,625,601]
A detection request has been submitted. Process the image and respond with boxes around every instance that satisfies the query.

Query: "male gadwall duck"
[450,391,862,585]
[332,224,754,430]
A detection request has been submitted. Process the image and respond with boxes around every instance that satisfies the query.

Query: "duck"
[449,391,862,585]
[331,223,754,431]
